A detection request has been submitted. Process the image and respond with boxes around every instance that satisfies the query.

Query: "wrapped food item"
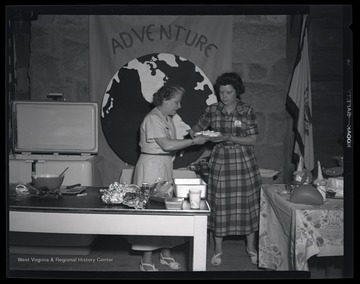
[122,191,149,209]
[100,182,148,209]
[149,178,174,202]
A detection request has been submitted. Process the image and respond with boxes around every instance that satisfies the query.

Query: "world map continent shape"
[101,53,215,169]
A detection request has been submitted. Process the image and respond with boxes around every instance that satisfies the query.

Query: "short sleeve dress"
[193,100,262,237]
[133,107,176,185]
[131,107,184,251]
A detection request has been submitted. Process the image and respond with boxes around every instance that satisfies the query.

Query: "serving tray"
[60,186,86,195]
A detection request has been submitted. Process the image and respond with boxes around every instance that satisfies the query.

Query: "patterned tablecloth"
[258,184,343,271]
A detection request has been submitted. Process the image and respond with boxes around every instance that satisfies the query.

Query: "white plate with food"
[194,130,222,137]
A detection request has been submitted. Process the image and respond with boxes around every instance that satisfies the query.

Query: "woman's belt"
[214,143,243,149]
[141,152,172,156]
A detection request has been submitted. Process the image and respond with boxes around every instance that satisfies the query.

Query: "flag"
[286,14,314,171]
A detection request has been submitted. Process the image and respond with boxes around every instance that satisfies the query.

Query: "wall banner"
[89,15,233,169]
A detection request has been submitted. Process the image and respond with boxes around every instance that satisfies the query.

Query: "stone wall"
[30,15,89,102]
[232,15,291,181]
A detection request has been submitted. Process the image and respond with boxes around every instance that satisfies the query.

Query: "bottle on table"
[141,182,150,198]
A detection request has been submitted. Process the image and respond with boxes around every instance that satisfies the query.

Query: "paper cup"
[189,189,201,209]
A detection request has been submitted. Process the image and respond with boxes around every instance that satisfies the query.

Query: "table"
[8,186,210,271]
[258,184,343,271]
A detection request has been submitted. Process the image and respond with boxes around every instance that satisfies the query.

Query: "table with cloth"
[258,184,343,271]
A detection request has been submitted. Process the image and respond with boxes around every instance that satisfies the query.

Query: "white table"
[9,187,210,271]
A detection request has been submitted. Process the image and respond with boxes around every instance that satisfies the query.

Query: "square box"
[173,178,207,199]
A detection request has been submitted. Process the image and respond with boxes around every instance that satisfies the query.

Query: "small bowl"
[165,197,184,210]
[31,174,64,190]
[326,190,336,198]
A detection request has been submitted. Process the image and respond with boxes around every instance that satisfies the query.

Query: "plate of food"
[194,130,222,137]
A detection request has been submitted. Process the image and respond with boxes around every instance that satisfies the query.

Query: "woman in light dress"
[131,84,208,271]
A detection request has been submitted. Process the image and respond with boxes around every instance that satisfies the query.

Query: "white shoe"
[210,251,223,266]
[139,259,158,271]
[246,247,258,265]
[159,253,181,270]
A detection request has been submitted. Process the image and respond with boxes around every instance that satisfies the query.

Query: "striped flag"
[286,14,314,171]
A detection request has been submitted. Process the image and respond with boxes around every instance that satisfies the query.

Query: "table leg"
[191,215,207,271]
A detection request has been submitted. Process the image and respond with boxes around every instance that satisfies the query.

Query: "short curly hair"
[153,84,185,107]
[214,72,245,99]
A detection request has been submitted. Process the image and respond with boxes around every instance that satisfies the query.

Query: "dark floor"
[7,234,344,279]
